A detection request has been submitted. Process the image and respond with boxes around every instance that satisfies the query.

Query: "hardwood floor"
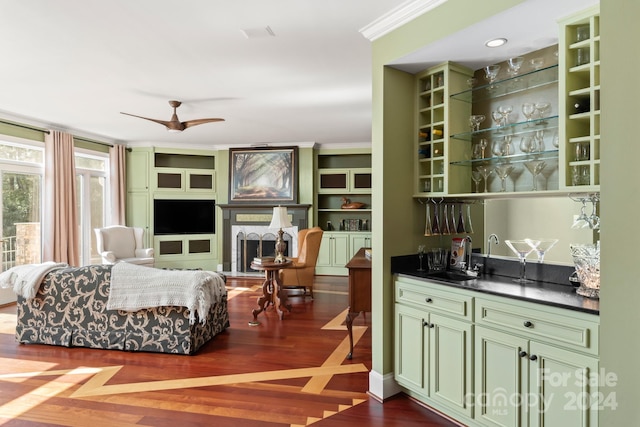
[0,275,458,426]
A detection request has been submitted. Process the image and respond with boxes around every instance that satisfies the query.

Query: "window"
[0,136,110,273]
[0,137,43,304]
[75,149,109,265]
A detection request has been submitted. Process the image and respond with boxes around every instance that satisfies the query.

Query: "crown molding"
[359,0,449,41]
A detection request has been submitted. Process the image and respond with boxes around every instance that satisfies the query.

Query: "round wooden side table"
[249,260,292,326]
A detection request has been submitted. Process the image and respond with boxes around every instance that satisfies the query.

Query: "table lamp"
[269,206,292,263]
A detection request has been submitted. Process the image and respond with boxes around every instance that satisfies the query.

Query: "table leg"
[345,309,360,360]
[249,273,271,326]
[271,270,290,320]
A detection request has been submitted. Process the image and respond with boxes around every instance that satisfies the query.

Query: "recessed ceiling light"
[485,38,507,48]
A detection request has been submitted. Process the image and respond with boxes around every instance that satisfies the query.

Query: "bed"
[14,264,229,355]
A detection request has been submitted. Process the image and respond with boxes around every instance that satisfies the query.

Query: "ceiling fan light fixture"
[485,37,508,48]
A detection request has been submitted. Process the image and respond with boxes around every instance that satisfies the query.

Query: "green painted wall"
[599,0,640,425]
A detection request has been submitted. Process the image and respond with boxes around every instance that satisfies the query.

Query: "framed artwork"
[229,147,298,203]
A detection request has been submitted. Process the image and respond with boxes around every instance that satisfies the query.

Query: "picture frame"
[229,147,298,203]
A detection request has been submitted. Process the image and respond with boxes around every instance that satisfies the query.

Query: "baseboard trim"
[368,369,402,401]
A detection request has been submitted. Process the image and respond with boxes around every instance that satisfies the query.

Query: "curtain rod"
[0,119,50,134]
[0,118,114,148]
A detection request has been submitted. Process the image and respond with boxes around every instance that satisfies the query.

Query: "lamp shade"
[269,206,292,229]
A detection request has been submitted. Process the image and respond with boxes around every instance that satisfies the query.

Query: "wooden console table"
[345,247,372,359]
[249,260,292,326]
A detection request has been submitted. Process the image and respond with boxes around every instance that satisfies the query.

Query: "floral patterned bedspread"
[15,264,229,355]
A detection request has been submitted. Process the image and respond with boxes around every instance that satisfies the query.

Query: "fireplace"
[218,204,311,272]
[232,226,295,273]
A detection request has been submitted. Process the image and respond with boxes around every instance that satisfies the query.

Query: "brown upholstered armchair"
[280,226,323,298]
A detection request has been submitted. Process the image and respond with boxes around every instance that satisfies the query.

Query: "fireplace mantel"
[218,204,311,271]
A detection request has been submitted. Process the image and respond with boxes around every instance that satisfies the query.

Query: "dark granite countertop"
[392,253,599,315]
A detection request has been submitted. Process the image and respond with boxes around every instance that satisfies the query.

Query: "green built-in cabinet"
[126,147,219,270]
[559,5,600,190]
[315,149,371,275]
[394,275,600,427]
[413,5,601,197]
[316,231,372,276]
[414,62,474,196]
[395,277,473,419]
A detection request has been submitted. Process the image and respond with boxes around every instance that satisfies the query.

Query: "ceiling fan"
[121,100,224,132]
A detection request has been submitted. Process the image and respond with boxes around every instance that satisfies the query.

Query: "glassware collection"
[453,54,560,194]
[422,198,475,237]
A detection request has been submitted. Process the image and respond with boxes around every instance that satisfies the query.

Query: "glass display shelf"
[451,115,559,141]
[450,149,559,167]
[450,64,558,103]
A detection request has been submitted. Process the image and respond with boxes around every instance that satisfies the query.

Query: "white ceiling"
[0,0,597,150]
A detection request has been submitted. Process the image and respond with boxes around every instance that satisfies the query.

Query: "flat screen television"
[154,199,215,235]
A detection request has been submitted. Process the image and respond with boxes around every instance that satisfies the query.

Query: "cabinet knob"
[523,321,533,328]
[529,354,538,361]
[422,320,429,327]
[425,298,433,303]
[428,323,435,328]
[519,350,527,358]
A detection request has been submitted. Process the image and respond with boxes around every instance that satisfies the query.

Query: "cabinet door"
[349,233,371,258]
[126,192,150,247]
[316,234,334,268]
[475,326,529,427]
[126,150,149,192]
[349,169,372,193]
[394,304,428,392]
[528,341,599,427]
[332,234,350,266]
[317,169,350,193]
[429,312,473,418]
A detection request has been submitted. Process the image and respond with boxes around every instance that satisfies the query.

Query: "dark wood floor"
[0,275,458,426]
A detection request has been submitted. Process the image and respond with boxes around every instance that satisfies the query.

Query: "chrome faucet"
[461,235,477,276]
[487,233,499,258]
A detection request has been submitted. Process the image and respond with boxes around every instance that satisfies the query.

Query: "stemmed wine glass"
[535,129,545,151]
[523,160,547,191]
[478,138,488,158]
[525,238,559,263]
[507,57,524,76]
[505,239,537,283]
[484,64,500,88]
[469,115,486,132]
[442,204,452,235]
[476,165,493,193]
[502,135,513,156]
[456,204,466,233]
[498,105,513,128]
[522,102,535,126]
[571,197,591,229]
[494,163,514,192]
[417,245,426,272]
[431,199,441,235]
[492,139,506,157]
[588,195,600,230]
[519,134,537,154]
[424,202,433,236]
[491,110,504,131]
[471,170,483,193]
[534,102,551,124]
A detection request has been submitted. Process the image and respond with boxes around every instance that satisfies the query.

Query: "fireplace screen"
[236,231,291,272]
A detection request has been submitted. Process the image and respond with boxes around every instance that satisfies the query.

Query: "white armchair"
[94,226,154,267]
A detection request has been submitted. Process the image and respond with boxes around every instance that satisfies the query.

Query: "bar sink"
[425,270,478,284]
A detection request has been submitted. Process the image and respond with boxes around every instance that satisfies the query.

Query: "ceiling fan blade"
[120,112,173,128]
[182,118,225,129]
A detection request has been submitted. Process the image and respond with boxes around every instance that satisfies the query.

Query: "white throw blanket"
[107,262,227,324]
[0,262,69,299]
